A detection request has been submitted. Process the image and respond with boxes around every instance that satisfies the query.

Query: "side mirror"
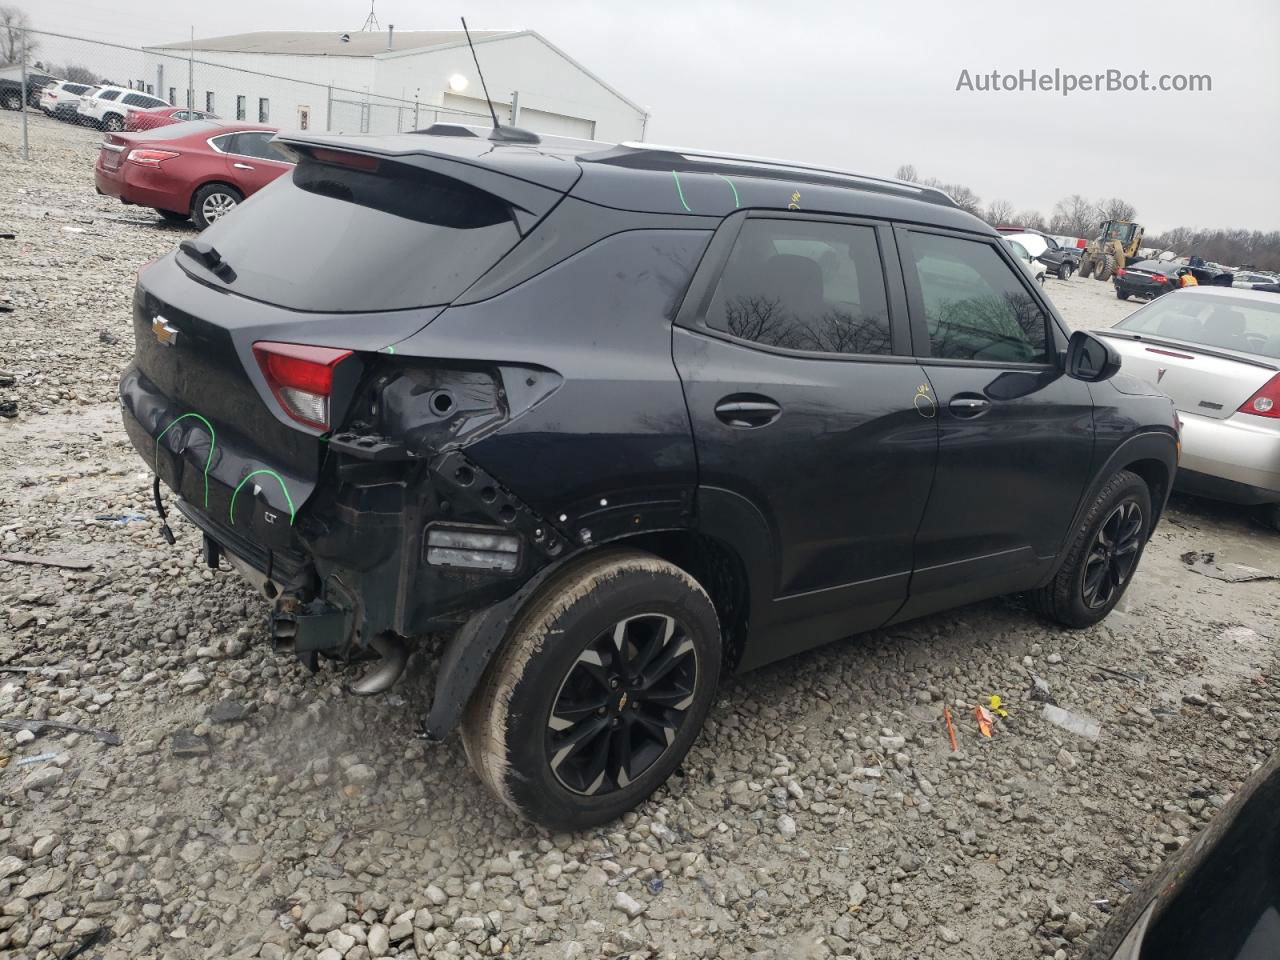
[1066,330,1121,382]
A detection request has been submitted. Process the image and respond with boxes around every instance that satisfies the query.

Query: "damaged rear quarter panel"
[390,227,712,550]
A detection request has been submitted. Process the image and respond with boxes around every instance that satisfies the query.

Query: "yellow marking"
[787,191,801,210]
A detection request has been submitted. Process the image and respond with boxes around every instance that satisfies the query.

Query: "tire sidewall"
[495,558,720,830]
[192,185,242,230]
[1066,474,1152,624]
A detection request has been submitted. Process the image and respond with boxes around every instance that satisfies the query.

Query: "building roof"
[147,30,513,57]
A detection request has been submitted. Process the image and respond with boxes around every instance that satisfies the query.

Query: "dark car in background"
[0,68,58,111]
[95,120,292,228]
[1115,260,1235,300]
[998,227,1079,279]
[119,129,1179,829]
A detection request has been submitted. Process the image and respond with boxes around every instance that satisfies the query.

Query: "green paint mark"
[382,345,397,355]
[671,170,692,212]
[229,468,297,527]
[155,413,216,508]
[715,174,740,208]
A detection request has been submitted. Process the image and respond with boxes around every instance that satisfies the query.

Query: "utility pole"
[19,28,28,161]
[188,26,194,109]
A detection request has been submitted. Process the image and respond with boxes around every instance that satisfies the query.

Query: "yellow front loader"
[1079,220,1144,281]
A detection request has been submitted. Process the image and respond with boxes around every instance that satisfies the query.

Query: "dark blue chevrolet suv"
[120,127,1179,828]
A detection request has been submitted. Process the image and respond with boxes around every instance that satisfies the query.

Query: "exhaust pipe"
[349,632,408,695]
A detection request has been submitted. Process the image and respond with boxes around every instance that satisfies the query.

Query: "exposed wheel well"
[1124,457,1172,527]
[613,530,750,673]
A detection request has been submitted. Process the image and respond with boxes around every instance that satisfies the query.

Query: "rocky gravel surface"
[2,110,1280,960]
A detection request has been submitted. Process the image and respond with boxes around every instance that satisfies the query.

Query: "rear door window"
[183,156,523,312]
[704,218,893,355]
[232,132,292,162]
[905,231,1050,363]
[99,90,120,101]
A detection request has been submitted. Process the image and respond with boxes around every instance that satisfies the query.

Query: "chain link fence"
[6,28,497,156]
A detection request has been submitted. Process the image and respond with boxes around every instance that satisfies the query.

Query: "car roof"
[1173,286,1280,305]
[276,127,992,229]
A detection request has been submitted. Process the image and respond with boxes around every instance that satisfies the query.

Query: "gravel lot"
[2,110,1278,960]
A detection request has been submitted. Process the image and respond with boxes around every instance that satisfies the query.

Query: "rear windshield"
[1116,293,1280,359]
[183,156,521,312]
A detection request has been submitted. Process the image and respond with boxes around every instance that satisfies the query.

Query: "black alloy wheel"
[546,613,698,796]
[1080,500,1144,609]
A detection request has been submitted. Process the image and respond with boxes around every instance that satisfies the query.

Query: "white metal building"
[141,29,648,141]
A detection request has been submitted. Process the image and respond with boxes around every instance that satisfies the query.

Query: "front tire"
[102,113,124,132]
[462,549,721,831]
[1059,263,1073,280]
[1116,289,1129,300]
[1,91,21,111]
[1079,258,1094,280]
[1097,254,1116,281]
[1262,503,1280,533]
[191,183,243,230]
[155,208,190,224]
[1031,470,1151,628]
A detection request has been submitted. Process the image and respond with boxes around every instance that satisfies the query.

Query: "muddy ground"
[1,110,1278,960]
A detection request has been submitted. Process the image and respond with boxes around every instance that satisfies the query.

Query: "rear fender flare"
[1043,429,1177,583]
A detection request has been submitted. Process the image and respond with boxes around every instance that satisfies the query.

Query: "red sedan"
[125,105,219,132]
[95,120,294,229]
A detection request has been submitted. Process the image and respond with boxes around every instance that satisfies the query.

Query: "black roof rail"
[579,141,958,208]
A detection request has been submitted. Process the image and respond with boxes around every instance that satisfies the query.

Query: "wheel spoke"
[548,691,610,729]
[548,715,610,773]
[610,718,635,787]
[637,636,694,690]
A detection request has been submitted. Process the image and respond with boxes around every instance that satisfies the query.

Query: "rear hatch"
[122,136,578,545]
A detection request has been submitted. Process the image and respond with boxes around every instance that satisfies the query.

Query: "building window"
[168,87,176,105]
[146,83,153,95]
[236,95,245,121]
[205,91,215,112]
[258,98,269,123]
[298,106,310,130]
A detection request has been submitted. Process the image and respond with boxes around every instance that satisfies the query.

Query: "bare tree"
[894,163,917,183]
[984,199,1014,227]
[1049,194,1098,238]
[1,5,37,64]
[1098,197,1137,223]
[945,183,982,216]
[1013,209,1047,231]
[61,63,97,84]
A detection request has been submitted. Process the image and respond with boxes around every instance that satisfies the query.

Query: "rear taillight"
[1114,269,1126,277]
[1151,274,1168,284]
[127,149,180,166]
[253,342,353,430]
[1238,374,1280,418]
[311,147,380,171]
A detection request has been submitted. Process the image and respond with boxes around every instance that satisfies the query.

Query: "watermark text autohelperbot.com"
[955,68,1211,96]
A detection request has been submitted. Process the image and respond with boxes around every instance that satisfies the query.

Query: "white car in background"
[1095,287,1280,530]
[1233,271,1278,289]
[76,86,170,131]
[1003,236,1047,284]
[40,80,97,121]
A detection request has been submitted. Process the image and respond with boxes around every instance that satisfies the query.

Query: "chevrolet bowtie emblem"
[152,315,179,347]
[1156,367,1167,383]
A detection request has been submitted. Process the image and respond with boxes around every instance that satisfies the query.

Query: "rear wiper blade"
[179,239,236,282]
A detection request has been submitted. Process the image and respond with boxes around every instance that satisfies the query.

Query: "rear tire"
[0,91,20,111]
[1097,254,1116,281]
[1116,289,1129,300]
[1030,470,1151,628]
[461,549,721,831]
[191,183,243,230]
[102,113,125,132]
[1263,504,1280,533]
[1079,258,1094,280]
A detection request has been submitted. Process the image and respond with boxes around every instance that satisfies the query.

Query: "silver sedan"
[1094,287,1280,530]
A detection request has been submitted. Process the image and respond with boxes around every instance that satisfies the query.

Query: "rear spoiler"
[274,133,581,231]
[1096,330,1280,372]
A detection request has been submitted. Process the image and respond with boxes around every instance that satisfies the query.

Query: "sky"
[20,0,1280,233]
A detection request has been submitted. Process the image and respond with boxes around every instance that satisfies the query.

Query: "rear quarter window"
[184,157,523,312]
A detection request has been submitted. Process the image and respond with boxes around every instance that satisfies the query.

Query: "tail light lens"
[1114,269,1126,277]
[253,341,353,430]
[127,149,180,166]
[1151,274,1168,284]
[1237,374,1280,418]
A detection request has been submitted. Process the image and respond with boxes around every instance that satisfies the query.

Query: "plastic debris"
[987,694,1008,718]
[1088,663,1146,685]
[93,513,146,524]
[648,877,665,895]
[1180,551,1275,583]
[0,552,93,570]
[975,705,994,738]
[1042,704,1102,741]
[0,718,121,745]
[15,751,59,766]
[943,706,958,751]
[170,729,210,757]
[1029,674,1055,704]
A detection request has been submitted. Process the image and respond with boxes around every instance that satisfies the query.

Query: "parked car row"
[0,66,58,110]
[998,226,1081,279]
[36,79,217,132]
[95,119,292,227]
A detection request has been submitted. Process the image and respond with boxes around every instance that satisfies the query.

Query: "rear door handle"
[233,162,255,170]
[714,397,782,428]
[948,394,991,417]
